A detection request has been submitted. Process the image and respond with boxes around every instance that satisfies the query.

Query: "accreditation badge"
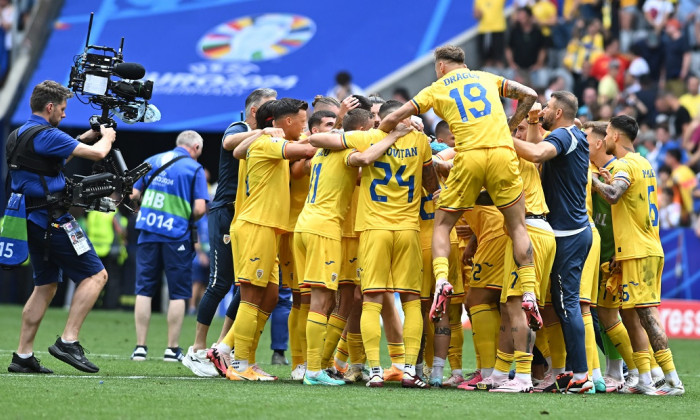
[62,220,91,256]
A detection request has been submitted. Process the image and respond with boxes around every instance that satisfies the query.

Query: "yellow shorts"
[620,256,664,310]
[421,247,434,300]
[597,266,621,309]
[470,235,508,290]
[280,233,308,294]
[501,224,556,305]
[340,237,360,286]
[293,232,340,291]
[231,220,280,288]
[580,226,601,305]
[439,147,523,212]
[359,229,422,295]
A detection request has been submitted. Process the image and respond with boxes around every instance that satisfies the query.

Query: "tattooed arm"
[591,176,629,205]
[502,80,538,133]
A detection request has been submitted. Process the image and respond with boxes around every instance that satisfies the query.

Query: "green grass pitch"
[0,305,698,419]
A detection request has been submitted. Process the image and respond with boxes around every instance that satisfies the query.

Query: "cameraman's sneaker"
[429,279,453,322]
[522,292,543,331]
[163,347,184,362]
[182,346,218,377]
[48,338,99,373]
[8,353,53,374]
[130,345,147,361]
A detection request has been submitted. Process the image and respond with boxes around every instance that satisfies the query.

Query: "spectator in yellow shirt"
[679,75,700,119]
[474,0,507,67]
[665,148,698,226]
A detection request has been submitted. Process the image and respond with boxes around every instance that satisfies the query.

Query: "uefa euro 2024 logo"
[197,13,316,62]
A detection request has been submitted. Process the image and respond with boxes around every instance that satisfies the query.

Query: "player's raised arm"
[502,80,537,133]
[347,124,411,167]
[513,137,558,164]
[224,129,258,151]
[232,128,284,159]
[378,101,417,133]
[308,131,344,149]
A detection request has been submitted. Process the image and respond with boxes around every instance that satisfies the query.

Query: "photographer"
[129,130,208,362]
[7,80,116,374]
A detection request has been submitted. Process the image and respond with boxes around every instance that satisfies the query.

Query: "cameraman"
[7,80,116,374]
[129,130,208,362]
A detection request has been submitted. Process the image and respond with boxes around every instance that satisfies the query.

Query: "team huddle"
[181,45,684,395]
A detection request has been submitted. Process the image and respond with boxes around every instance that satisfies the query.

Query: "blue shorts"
[136,240,194,300]
[27,220,105,286]
[207,206,235,289]
[192,259,210,284]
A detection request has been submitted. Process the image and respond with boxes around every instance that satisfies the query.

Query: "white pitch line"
[0,374,212,380]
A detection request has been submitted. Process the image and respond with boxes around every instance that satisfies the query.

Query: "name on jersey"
[642,168,656,179]
[317,149,331,157]
[385,146,419,159]
[443,71,479,86]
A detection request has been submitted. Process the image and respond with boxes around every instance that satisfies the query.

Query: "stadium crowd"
[4,0,695,398]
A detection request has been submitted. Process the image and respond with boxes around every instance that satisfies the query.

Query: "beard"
[541,114,553,131]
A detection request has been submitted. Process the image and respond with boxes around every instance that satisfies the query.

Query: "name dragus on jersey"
[443,71,481,86]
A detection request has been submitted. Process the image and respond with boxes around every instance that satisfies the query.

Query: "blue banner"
[12,0,476,132]
[660,228,700,301]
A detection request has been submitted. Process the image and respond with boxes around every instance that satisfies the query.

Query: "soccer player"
[225,98,316,381]
[513,92,593,393]
[295,109,411,385]
[183,88,277,377]
[592,115,684,395]
[310,100,440,388]
[585,120,637,392]
[377,45,541,334]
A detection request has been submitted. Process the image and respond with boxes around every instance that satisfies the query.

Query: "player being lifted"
[378,45,539,331]
[311,100,440,388]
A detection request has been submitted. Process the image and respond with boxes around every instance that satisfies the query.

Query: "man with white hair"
[129,130,209,362]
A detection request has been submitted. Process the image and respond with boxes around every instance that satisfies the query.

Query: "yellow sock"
[517,263,536,295]
[221,324,236,350]
[535,329,550,359]
[649,344,660,371]
[514,350,533,375]
[335,333,349,363]
[545,322,567,370]
[467,308,481,370]
[633,350,651,375]
[495,349,514,373]
[322,315,347,368]
[298,303,310,363]
[231,302,258,362]
[582,312,600,375]
[360,302,383,368]
[306,311,328,372]
[401,299,422,366]
[288,306,302,367]
[432,256,449,281]
[248,309,270,365]
[424,321,434,368]
[653,348,676,375]
[387,342,406,366]
[347,332,366,364]
[605,320,636,370]
[448,303,464,371]
[469,304,499,369]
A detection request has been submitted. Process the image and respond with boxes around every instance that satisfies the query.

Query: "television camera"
[64,13,160,213]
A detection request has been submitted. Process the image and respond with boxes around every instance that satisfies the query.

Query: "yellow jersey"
[679,93,700,118]
[463,204,505,245]
[342,187,360,238]
[295,148,357,241]
[586,163,595,223]
[419,188,435,250]
[342,129,432,231]
[411,69,513,152]
[520,157,549,216]
[232,158,247,223]
[289,174,309,230]
[236,135,291,231]
[474,0,506,33]
[610,153,663,260]
[671,165,697,214]
[531,0,557,37]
